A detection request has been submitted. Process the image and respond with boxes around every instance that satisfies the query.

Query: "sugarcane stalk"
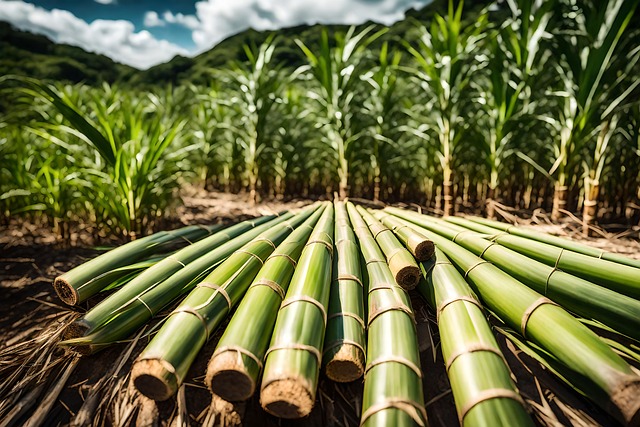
[347,202,426,427]
[131,207,318,401]
[420,249,534,427]
[205,205,326,401]
[443,216,640,299]
[371,211,434,261]
[53,224,223,305]
[462,216,640,269]
[260,204,334,418]
[386,211,640,426]
[61,212,294,354]
[322,201,366,383]
[355,205,420,289]
[385,210,640,341]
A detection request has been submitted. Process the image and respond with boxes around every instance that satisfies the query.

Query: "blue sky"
[0,0,432,69]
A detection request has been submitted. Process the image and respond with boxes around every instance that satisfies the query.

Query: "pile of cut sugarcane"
[53,202,640,426]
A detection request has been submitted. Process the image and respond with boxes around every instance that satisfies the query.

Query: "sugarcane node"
[520,297,559,338]
[260,377,315,418]
[206,351,257,402]
[365,355,423,378]
[608,376,640,427]
[249,278,286,300]
[368,303,415,325]
[267,252,297,267]
[327,311,366,329]
[463,260,492,279]
[458,388,524,424]
[359,397,427,427]
[280,296,328,325]
[131,358,179,401]
[53,277,79,306]
[436,296,483,323]
[335,274,364,287]
[444,343,507,372]
[197,282,232,310]
[324,344,365,383]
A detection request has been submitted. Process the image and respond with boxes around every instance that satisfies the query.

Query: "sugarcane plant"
[403,0,488,216]
[296,25,387,199]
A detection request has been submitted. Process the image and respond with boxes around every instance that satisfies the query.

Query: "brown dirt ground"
[0,191,638,427]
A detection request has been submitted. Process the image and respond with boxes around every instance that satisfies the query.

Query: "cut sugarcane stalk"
[62,212,295,354]
[130,207,317,401]
[53,224,223,305]
[355,205,421,289]
[382,209,640,341]
[322,201,366,383]
[260,203,334,418]
[443,216,640,299]
[205,205,325,401]
[386,212,640,426]
[420,248,534,427]
[463,216,640,269]
[347,202,426,427]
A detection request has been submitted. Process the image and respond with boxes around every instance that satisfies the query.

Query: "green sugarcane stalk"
[384,209,640,341]
[322,201,366,383]
[260,204,334,419]
[371,211,434,261]
[131,207,317,401]
[386,211,640,426]
[53,224,223,305]
[463,216,640,269]
[347,202,426,427]
[355,205,420,290]
[443,216,640,300]
[61,212,294,354]
[420,249,533,427]
[205,205,326,401]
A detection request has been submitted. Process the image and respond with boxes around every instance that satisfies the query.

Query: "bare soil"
[0,190,637,426]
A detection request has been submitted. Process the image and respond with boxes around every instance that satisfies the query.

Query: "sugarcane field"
[1,0,640,426]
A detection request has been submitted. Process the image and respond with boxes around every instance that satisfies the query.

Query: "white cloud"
[143,11,165,27]
[163,11,200,31]
[189,0,431,52]
[0,0,186,69]
[94,0,117,4]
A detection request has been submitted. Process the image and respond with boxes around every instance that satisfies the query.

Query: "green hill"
[0,22,133,84]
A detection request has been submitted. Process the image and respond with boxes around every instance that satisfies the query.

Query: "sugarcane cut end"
[609,376,640,427]
[393,264,421,290]
[206,351,256,401]
[261,378,315,418]
[411,237,435,262]
[131,359,179,401]
[325,344,365,383]
[53,277,79,306]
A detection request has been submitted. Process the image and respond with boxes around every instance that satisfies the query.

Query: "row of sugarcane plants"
[51,202,640,425]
